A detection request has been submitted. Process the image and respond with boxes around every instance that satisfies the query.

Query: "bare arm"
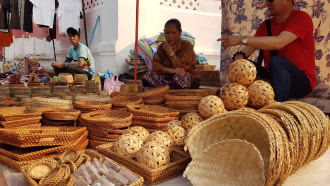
[217,31,297,51]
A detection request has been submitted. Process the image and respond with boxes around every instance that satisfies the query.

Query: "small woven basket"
[9,87,32,96]
[58,73,73,84]
[247,80,275,109]
[219,83,249,110]
[138,85,169,104]
[74,74,88,83]
[228,59,257,86]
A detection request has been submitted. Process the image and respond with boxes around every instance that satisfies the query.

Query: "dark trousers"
[53,63,92,80]
[257,56,312,102]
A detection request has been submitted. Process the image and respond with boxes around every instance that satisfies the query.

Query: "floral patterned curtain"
[220,0,330,99]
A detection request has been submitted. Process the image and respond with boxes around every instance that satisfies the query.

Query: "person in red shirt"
[217,0,316,102]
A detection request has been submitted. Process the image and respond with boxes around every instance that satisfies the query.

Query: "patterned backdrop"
[220,0,330,99]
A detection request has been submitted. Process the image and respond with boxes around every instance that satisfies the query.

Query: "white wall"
[3,0,222,75]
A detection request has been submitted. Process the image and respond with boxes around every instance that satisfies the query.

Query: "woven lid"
[219,83,249,110]
[228,59,256,86]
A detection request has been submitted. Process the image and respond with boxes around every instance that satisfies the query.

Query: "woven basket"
[31,97,73,109]
[80,110,133,128]
[74,74,88,83]
[0,87,10,95]
[0,126,87,148]
[0,106,42,121]
[41,118,75,126]
[138,85,169,104]
[97,143,191,185]
[247,80,275,109]
[228,59,257,86]
[127,104,179,118]
[9,87,32,96]
[77,118,129,135]
[31,86,51,95]
[73,100,112,113]
[183,139,265,186]
[219,83,249,110]
[111,95,143,108]
[58,73,73,83]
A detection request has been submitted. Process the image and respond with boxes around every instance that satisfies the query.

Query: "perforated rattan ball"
[228,59,257,86]
[166,125,186,146]
[113,134,144,156]
[166,120,182,129]
[146,131,173,151]
[124,126,150,142]
[180,112,204,131]
[219,83,249,111]
[136,141,170,169]
[247,80,275,109]
[198,95,226,119]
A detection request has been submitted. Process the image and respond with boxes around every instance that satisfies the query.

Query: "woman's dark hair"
[165,18,182,32]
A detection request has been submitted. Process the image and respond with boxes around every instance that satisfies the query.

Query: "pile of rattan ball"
[219,59,275,110]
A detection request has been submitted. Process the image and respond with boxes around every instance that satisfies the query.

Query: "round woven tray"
[77,118,129,134]
[80,110,133,128]
[111,95,143,108]
[73,100,112,113]
[127,104,180,118]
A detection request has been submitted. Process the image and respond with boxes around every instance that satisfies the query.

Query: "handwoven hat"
[183,139,265,186]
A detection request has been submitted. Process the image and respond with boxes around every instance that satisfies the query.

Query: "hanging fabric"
[57,0,81,34]
[0,28,13,46]
[29,0,55,29]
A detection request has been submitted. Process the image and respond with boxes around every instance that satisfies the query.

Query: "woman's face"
[68,34,80,46]
[164,23,181,45]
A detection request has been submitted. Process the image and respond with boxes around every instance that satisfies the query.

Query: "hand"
[163,41,173,56]
[217,35,243,50]
[172,68,185,76]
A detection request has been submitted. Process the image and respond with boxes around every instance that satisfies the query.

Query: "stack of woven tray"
[73,100,112,113]
[165,95,204,117]
[127,105,179,132]
[31,86,51,97]
[111,95,143,111]
[0,126,88,171]
[0,106,42,128]
[51,85,72,97]
[78,110,133,149]
[38,107,81,126]
[9,87,32,97]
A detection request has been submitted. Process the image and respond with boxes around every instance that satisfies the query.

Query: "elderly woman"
[142,18,201,89]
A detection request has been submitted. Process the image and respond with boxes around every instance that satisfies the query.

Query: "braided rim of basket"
[41,118,75,126]
[83,149,104,163]
[80,110,133,127]
[38,166,65,186]
[60,149,79,162]
[111,95,143,107]
[126,104,180,117]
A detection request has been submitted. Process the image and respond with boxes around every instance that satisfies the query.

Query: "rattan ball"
[166,125,186,146]
[146,131,173,151]
[166,120,182,129]
[219,83,249,111]
[247,80,275,109]
[136,141,170,169]
[124,126,150,142]
[113,134,144,157]
[228,59,257,86]
[180,112,204,131]
[198,95,226,119]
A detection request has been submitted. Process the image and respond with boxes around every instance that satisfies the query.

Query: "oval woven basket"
[58,73,73,83]
[111,95,143,108]
[80,110,133,128]
[138,85,169,104]
[74,74,88,83]
[42,109,81,121]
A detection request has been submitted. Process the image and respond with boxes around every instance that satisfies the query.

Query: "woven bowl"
[166,125,186,146]
[198,95,226,119]
[180,112,204,132]
[220,83,249,111]
[74,74,88,83]
[247,80,275,109]
[228,59,257,86]
[113,134,144,157]
[136,141,170,169]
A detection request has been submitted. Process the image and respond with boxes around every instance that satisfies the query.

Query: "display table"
[1,148,330,186]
